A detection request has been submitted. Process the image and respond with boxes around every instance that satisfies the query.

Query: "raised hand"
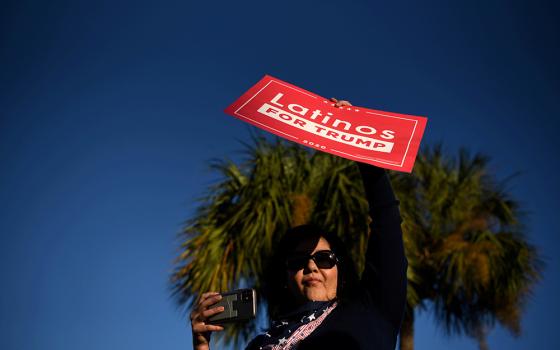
[330,97,352,108]
[190,292,225,350]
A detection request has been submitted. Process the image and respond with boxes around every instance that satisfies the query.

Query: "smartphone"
[207,288,257,324]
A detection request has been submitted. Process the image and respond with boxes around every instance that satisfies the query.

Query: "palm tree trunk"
[399,309,414,350]
[291,194,312,226]
[474,325,489,350]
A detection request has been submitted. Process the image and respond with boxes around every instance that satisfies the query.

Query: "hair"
[262,224,360,320]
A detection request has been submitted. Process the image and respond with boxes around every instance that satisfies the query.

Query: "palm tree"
[392,145,543,350]
[171,137,542,349]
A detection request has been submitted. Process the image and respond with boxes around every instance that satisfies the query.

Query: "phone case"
[207,288,257,324]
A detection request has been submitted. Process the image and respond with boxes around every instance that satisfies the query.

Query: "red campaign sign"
[224,75,428,172]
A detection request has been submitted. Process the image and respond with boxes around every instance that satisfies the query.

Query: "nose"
[304,256,319,272]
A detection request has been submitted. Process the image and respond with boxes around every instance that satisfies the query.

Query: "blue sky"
[1,0,559,349]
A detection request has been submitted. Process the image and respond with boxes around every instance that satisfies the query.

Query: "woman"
[190,100,408,350]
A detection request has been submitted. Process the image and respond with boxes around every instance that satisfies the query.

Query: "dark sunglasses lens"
[313,251,337,268]
[286,256,307,270]
[286,251,337,270]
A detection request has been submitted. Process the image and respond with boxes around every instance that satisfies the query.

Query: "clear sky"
[1,0,559,349]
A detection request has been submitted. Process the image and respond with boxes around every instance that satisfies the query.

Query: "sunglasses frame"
[285,250,339,271]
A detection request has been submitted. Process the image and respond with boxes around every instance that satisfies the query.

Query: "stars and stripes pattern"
[254,301,338,350]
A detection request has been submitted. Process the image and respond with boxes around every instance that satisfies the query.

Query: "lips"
[302,278,322,286]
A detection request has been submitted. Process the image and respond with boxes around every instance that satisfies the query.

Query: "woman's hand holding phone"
[190,292,225,350]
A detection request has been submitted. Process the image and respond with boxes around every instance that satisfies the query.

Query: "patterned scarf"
[248,300,337,349]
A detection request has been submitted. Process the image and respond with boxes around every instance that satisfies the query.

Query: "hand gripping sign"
[225,75,428,172]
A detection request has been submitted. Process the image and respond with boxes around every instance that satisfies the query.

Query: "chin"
[306,291,328,301]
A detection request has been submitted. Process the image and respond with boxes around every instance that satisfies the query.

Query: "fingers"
[190,291,226,347]
[199,291,220,301]
[190,302,223,321]
[204,324,225,332]
[335,100,352,107]
[199,293,222,308]
[192,317,225,332]
[330,97,352,108]
[201,305,225,319]
[190,291,225,332]
[193,323,224,333]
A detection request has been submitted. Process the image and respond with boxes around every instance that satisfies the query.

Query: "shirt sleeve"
[357,162,408,327]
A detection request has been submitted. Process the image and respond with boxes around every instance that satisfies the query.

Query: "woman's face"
[286,237,338,303]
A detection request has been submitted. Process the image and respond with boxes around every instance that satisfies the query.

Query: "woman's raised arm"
[357,162,408,328]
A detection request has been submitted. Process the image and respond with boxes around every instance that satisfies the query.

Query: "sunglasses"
[285,250,338,270]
